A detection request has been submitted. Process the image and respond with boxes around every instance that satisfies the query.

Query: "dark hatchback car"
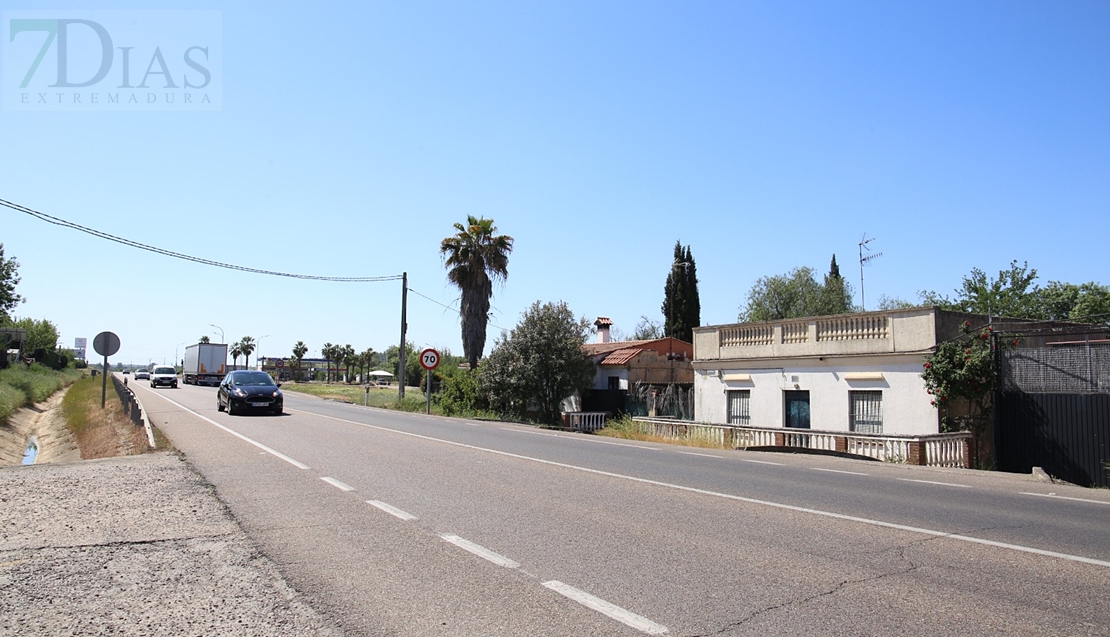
[217,370,283,416]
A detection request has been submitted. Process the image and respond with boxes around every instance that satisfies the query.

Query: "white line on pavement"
[738,458,784,466]
[1019,492,1110,506]
[439,534,520,569]
[542,580,669,635]
[898,478,971,488]
[680,452,724,458]
[321,477,355,491]
[141,391,309,470]
[301,410,1110,569]
[811,467,869,476]
[503,427,558,436]
[367,500,418,521]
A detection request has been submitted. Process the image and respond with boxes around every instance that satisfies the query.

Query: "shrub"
[438,369,481,416]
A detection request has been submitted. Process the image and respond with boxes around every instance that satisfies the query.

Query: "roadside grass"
[0,364,84,423]
[282,382,438,414]
[61,375,153,459]
[596,414,727,449]
[281,382,504,421]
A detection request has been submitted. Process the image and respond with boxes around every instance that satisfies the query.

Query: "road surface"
[131,379,1110,636]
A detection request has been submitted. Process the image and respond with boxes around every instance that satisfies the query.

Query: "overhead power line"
[0,197,402,283]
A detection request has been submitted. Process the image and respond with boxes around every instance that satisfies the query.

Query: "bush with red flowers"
[921,321,1018,433]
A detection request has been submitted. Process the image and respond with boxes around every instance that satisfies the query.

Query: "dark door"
[785,391,811,429]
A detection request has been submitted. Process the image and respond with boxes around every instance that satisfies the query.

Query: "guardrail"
[111,375,155,448]
[631,417,971,468]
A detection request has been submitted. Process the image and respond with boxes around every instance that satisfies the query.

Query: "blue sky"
[2,1,1107,366]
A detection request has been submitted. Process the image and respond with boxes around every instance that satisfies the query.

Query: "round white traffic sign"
[419,348,440,371]
[93,331,120,357]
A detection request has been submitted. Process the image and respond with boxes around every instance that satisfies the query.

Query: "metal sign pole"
[426,368,432,415]
[101,354,108,408]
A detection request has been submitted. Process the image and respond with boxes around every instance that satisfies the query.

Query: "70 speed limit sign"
[419,348,441,371]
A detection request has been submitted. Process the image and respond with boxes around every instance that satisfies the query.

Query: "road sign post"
[93,331,120,408]
[419,348,440,415]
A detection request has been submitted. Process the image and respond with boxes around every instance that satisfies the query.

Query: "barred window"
[727,390,750,425]
[849,391,883,434]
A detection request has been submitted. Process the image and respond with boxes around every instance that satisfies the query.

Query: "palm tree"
[239,336,256,369]
[291,341,308,382]
[359,347,376,383]
[230,343,242,370]
[340,344,356,383]
[440,216,514,370]
[199,335,210,344]
[322,342,334,383]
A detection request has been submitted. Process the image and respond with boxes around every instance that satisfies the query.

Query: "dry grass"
[62,376,152,459]
[596,415,729,449]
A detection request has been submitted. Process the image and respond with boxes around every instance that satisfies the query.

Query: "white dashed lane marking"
[543,580,669,635]
[321,477,355,491]
[367,500,418,521]
[439,534,520,569]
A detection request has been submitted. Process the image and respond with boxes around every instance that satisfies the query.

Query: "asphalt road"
[131,379,1110,637]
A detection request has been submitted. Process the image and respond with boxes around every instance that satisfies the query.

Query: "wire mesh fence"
[1001,343,1110,394]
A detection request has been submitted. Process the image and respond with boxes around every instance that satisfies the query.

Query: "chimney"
[594,317,613,344]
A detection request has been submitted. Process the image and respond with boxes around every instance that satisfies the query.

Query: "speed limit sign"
[419,348,440,371]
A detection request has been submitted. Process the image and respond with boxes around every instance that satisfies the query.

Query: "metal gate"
[996,341,1110,487]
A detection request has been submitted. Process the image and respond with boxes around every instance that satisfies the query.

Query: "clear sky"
[2,1,1108,366]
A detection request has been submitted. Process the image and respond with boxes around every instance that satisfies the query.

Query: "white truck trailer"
[183,343,228,386]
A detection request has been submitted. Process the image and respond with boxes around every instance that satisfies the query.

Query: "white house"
[692,307,990,436]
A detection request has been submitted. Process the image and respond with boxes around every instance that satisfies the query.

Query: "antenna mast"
[858,234,883,311]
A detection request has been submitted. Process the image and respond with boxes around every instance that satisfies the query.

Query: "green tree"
[385,342,422,386]
[358,347,377,382]
[1036,281,1110,324]
[919,260,1042,318]
[229,343,242,369]
[12,317,59,354]
[238,336,256,369]
[0,244,23,322]
[740,262,858,323]
[321,342,334,383]
[291,341,308,381]
[662,241,701,343]
[740,267,823,322]
[818,254,854,315]
[199,335,210,344]
[440,216,514,370]
[878,294,916,310]
[339,344,356,383]
[479,300,595,425]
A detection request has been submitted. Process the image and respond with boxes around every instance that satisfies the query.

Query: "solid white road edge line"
[811,467,870,476]
[321,477,355,491]
[1020,492,1110,506]
[299,410,1110,570]
[142,391,310,470]
[439,534,520,569]
[680,452,724,458]
[737,458,784,465]
[898,478,971,488]
[542,580,669,635]
[367,500,418,521]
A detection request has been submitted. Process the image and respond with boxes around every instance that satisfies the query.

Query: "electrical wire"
[408,287,511,333]
[0,197,403,283]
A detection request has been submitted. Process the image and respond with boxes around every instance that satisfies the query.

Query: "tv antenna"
[858,234,882,311]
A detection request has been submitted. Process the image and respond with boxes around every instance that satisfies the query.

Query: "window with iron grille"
[849,391,883,434]
[727,390,750,425]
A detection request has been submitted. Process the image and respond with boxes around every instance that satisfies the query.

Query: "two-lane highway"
[133,379,1110,636]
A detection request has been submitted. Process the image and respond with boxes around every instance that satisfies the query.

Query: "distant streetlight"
[208,324,224,343]
[175,342,186,370]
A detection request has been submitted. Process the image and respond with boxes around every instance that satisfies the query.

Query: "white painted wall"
[693,356,938,435]
[592,367,629,391]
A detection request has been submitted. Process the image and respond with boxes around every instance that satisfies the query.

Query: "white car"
[150,366,178,388]
[134,369,150,380]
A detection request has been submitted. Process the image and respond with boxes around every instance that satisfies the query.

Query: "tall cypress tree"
[821,254,853,315]
[662,241,701,343]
